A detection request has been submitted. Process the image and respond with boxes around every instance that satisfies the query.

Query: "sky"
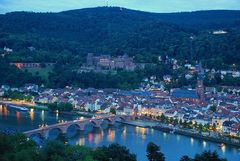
[0,0,240,14]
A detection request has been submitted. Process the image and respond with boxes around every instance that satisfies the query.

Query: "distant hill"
[0,7,240,67]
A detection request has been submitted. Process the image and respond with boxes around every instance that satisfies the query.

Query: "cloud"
[0,0,239,14]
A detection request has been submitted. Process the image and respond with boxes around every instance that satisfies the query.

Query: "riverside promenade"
[124,118,240,148]
[153,125,240,148]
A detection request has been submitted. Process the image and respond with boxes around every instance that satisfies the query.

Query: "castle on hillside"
[86,53,136,71]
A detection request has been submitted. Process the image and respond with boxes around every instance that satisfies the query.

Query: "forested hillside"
[0,7,240,64]
[0,7,240,88]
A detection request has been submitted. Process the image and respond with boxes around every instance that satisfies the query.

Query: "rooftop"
[171,89,199,99]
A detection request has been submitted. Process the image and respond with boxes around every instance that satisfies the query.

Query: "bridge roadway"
[24,115,133,139]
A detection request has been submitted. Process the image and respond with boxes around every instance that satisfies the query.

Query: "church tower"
[196,62,205,103]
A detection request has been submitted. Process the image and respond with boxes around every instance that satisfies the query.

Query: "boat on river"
[8,104,29,112]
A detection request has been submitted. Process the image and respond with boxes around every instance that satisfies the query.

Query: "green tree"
[194,151,227,161]
[39,141,66,161]
[209,105,217,112]
[110,108,116,115]
[204,123,210,132]
[48,103,58,111]
[48,102,73,112]
[187,121,193,129]
[169,117,174,124]
[183,120,188,128]
[160,114,166,123]
[173,119,179,125]
[94,144,136,161]
[0,134,38,161]
[180,155,193,161]
[198,123,203,133]
[193,122,198,129]
[58,102,73,112]
[146,142,165,161]
[179,119,183,125]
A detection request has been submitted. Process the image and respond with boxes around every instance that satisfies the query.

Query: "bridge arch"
[65,123,81,137]
[83,122,94,132]
[89,120,101,127]
[28,132,43,139]
[49,127,65,133]
[103,118,114,124]
[47,127,67,139]
[115,116,126,122]
[89,119,108,129]
[66,123,81,132]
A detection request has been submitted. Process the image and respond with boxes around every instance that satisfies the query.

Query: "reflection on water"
[151,128,154,135]
[56,112,59,120]
[88,133,93,144]
[163,132,167,138]
[135,126,147,140]
[101,130,104,137]
[16,111,21,123]
[0,105,10,116]
[41,110,45,122]
[30,109,34,121]
[94,131,102,144]
[190,137,194,146]
[67,125,239,161]
[203,141,207,148]
[78,137,85,146]
[177,135,181,141]
[121,126,127,140]
[221,145,226,153]
[107,128,115,142]
[0,105,79,132]
[4,106,8,116]
[0,106,239,161]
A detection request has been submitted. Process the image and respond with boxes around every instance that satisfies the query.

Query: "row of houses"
[1,82,240,136]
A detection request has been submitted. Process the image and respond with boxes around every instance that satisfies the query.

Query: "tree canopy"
[146,142,165,161]
[0,7,240,88]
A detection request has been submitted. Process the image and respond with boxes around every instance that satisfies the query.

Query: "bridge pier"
[90,120,103,128]
[42,130,49,139]
[78,123,87,131]
[59,126,68,135]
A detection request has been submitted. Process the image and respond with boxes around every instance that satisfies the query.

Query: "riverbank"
[0,100,48,110]
[124,119,240,148]
[153,125,240,148]
[47,110,93,118]
[120,119,158,128]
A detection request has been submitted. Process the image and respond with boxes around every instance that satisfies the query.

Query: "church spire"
[196,62,205,103]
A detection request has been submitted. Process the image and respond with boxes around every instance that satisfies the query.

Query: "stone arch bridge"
[24,115,134,139]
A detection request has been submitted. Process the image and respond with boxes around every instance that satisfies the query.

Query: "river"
[0,105,239,161]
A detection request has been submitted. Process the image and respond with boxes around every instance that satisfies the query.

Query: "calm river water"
[0,105,239,161]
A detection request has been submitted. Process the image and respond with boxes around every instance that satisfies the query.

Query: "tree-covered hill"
[0,7,239,65]
[0,7,240,88]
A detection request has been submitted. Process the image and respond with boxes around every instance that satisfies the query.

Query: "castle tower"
[196,62,205,102]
